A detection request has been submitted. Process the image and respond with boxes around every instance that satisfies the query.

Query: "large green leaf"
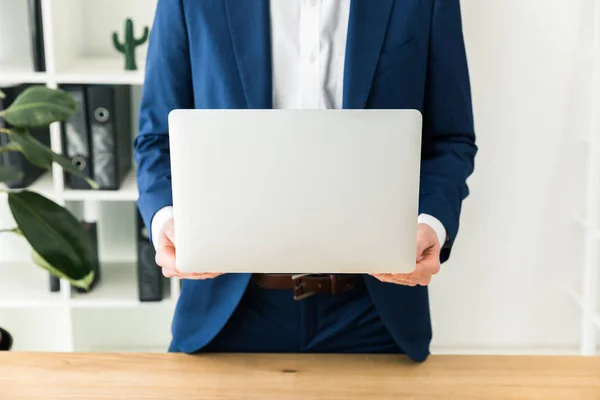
[32,250,94,290]
[8,190,94,283]
[8,131,52,167]
[0,165,24,183]
[0,86,77,128]
[9,130,99,189]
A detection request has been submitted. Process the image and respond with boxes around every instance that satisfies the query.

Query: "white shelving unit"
[0,0,177,352]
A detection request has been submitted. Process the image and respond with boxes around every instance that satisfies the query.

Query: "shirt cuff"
[151,206,174,249]
[418,213,447,248]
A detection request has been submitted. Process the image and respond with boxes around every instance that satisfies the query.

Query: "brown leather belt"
[251,274,359,300]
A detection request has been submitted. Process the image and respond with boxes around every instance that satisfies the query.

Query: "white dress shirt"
[151,0,446,248]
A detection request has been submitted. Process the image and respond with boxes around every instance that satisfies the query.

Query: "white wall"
[429,0,595,353]
[80,0,156,59]
[0,0,33,67]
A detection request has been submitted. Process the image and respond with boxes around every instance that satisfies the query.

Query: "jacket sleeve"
[134,0,193,240]
[419,0,477,262]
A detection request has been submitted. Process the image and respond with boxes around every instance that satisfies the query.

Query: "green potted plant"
[0,86,98,290]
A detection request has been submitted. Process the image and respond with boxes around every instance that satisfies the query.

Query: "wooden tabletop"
[1,353,599,399]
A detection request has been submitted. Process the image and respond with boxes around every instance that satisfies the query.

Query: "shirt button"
[308,0,317,7]
[309,52,317,64]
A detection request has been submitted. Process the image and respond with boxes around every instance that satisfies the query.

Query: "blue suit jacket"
[135,0,477,362]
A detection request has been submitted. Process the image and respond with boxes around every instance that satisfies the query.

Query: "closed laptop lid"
[168,109,422,274]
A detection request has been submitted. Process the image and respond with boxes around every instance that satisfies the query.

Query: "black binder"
[87,85,132,190]
[27,0,46,72]
[61,85,133,190]
[60,85,92,189]
[136,211,166,302]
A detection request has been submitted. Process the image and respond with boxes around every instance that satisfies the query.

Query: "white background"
[428,0,595,352]
[0,0,598,353]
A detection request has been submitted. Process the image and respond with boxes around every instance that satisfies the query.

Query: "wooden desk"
[1,353,599,399]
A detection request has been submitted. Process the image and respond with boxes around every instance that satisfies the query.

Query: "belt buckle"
[291,274,316,301]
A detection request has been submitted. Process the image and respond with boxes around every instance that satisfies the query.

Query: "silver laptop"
[168,109,422,274]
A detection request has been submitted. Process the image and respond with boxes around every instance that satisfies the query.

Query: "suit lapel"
[224,0,272,109]
[343,0,395,109]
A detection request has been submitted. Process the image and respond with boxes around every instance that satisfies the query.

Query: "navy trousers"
[198,278,404,354]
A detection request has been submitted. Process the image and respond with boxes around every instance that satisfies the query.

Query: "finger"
[416,229,438,261]
[163,270,212,280]
[194,273,223,280]
[156,246,177,271]
[371,274,417,286]
[177,273,224,280]
[416,240,435,262]
[396,277,417,287]
[417,243,435,263]
[164,222,176,246]
[370,274,396,283]
[417,258,441,277]
[414,274,432,286]
[369,274,389,283]
[161,267,177,278]
[372,273,412,280]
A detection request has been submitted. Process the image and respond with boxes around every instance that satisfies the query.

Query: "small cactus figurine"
[112,18,149,71]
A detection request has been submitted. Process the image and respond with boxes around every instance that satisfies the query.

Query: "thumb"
[416,229,433,261]
[163,220,176,246]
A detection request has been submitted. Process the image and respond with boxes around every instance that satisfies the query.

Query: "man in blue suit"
[135,0,477,362]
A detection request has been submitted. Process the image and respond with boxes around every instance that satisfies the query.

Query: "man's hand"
[371,223,441,286]
[155,218,224,280]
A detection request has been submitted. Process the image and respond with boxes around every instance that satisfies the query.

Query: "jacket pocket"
[375,37,418,76]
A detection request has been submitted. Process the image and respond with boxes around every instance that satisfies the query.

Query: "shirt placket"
[299,0,321,109]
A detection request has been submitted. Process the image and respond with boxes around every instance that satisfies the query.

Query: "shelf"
[0,172,56,199]
[70,261,172,308]
[0,64,48,84]
[71,306,173,352]
[55,57,145,85]
[62,170,138,202]
[0,170,139,203]
[0,261,65,308]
